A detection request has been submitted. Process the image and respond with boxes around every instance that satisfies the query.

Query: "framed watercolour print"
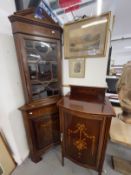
[69,59,85,78]
[64,12,111,59]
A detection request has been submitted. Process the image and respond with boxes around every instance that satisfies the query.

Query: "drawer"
[27,104,58,118]
[14,21,61,40]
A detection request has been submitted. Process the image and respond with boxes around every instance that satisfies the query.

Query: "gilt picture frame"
[69,59,85,78]
[64,12,111,59]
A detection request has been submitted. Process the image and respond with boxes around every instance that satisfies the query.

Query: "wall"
[23,0,30,9]
[112,0,131,40]
[111,39,131,65]
[0,0,29,165]
[62,17,113,95]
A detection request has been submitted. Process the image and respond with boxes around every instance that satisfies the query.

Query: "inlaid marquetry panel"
[31,113,60,149]
[63,112,103,167]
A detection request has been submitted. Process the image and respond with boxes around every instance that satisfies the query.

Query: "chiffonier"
[9,8,62,162]
[58,86,115,175]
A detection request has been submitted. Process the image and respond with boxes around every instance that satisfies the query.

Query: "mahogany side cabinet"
[58,86,115,175]
[9,8,63,163]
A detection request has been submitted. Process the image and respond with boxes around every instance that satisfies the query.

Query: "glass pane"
[24,39,59,100]
[46,82,59,96]
[26,49,41,61]
[32,82,59,99]
[52,62,58,79]
[28,63,37,80]
[34,41,57,61]
[26,40,34,49]
[32,83,47,99]
[38,62,52,81]
[25,39,57,62]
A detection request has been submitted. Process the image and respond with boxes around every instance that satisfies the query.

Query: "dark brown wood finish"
[58,86,115,175]
[15,34,62,102]
[9,8,62,162]
[70,85,106,103]
[21,100,61,162]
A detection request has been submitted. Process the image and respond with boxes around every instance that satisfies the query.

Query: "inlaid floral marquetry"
[68,123,96,158]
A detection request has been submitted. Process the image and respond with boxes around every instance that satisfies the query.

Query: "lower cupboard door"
[30,113,60,149]
[63,112,104,168]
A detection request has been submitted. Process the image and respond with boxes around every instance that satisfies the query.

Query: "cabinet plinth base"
[31,155,42,163]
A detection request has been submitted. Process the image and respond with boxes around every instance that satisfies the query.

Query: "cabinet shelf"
[31,79,58,85]
[28,60,57,63]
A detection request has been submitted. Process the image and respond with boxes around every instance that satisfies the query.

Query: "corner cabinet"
[9,8,63,162]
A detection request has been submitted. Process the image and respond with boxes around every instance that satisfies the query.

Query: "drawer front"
[63,111,104,168]
[13,21,61,39]
[30,112,60,149]
[28,105,58,118]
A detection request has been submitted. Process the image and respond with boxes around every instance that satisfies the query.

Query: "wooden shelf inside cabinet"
[9,8,63,163]
[31,79,58,84]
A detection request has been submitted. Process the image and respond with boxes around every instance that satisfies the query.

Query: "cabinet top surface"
[58,95,116,117]
[19,96,61,111]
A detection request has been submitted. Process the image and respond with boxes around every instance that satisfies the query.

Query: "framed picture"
[0,133,16,175]
[69,59,85,78]
[64,12,111,59]
[0,165,3,175]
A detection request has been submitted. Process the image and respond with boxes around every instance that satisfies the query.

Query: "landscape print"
[64,14,110,58]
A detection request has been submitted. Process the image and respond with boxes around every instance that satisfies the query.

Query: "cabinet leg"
[98,172,102,175]
[31,155,42,163]
[98,169,107,175]
[62,156,64,166]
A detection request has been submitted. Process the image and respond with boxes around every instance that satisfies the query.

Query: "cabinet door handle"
[51,30,55,34]
[29,112,32,115]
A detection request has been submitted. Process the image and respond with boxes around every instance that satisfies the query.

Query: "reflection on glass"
[52,63,58,79]
[32,84,47,99]
[28,63,37,80]
[25,39,59,100]
[25,40,57,61]
[26,40,33,48]
[38,62,52,81]
[46,82,59,96]
[26,49,41,61]
[32,82,59,99]
[35,41,57,61]
[35,42,50,53]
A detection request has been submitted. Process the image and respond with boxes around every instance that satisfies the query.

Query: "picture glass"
[69,59,85,78]
[64,13,110,58]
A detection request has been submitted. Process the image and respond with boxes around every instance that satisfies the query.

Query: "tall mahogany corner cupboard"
[9,8,63,163]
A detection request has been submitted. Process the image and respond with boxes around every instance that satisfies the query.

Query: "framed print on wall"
[64,12,111,59]
[69,59,85,78]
